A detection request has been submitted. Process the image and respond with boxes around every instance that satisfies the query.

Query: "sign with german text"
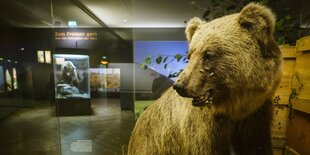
[55,32,98,40]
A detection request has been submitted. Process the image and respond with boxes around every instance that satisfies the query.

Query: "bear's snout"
[173,82,190,97]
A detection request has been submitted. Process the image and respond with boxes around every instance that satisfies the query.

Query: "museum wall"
[1,27,190,115]
[16,28,133,101]
[0,26,135,118]
[0,27,22,118]
[15,28,53,101]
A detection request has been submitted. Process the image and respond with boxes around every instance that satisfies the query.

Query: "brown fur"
[128,3,281,155]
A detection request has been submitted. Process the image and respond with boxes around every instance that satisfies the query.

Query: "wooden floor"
[0,98,136,155]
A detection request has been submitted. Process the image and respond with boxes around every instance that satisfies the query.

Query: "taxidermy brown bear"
[61,61,79,87]
[128,2,281,155]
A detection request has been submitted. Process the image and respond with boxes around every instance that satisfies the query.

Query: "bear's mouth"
[191,89,214,107]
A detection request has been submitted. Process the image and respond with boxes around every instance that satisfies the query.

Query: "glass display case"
[53,54,90,99]
[53,53,91,116]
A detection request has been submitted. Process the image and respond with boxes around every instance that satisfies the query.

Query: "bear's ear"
[238,3,280,58]
[185,17,203,42]
[238,3,276,38]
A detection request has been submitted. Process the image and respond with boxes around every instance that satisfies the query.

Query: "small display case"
[53,53,91,115]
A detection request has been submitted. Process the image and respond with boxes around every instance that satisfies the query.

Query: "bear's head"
[173,3,282,120]
[61,61,76,77]
[61,61,79,86]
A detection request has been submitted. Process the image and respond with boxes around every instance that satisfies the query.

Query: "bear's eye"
[204,52,216,61]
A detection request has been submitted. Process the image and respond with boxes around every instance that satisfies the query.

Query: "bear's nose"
[173,82,184,91]
[173,82,189,97]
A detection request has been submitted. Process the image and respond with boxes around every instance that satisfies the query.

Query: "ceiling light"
[123,19,127,22]
[100,60,109,65]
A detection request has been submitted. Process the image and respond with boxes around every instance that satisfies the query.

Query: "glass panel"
[51,0,135,154]
[0,0,61,154]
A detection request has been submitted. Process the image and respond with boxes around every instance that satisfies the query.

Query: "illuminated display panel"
[13,68,18,90]
[0,66,4,92]
[90,68,120,93]
[5,69,12,91]
[37,51,44,63]
[45,51,52,63]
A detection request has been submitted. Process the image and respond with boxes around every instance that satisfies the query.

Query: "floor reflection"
[0,98,135,155]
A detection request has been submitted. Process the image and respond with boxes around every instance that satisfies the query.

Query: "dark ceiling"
[0,0,308,41]
[0,0,205,28]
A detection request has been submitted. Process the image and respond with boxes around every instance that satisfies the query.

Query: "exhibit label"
[55,32,98,40]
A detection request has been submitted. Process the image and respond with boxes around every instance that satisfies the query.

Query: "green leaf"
[163,56,169,63]
[168,72,178,78]
[145,56,151,64]
[155,56,163,64]
[276,19,284,31]
[140,64,148,70]
[285,15,292,21]
[177,69,184,76]
[277,36,285,45]
[164,63,168,69]
[203,10,211,19]
[259,0,269,5]
[174,54,182,62]
[168,73,173,78]
[178,56,183,62]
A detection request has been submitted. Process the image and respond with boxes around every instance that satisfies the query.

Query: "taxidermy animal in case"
[61,61,79,87]
[128,2,281,155]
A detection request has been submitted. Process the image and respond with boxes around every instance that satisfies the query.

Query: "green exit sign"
[68,21,77,27]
